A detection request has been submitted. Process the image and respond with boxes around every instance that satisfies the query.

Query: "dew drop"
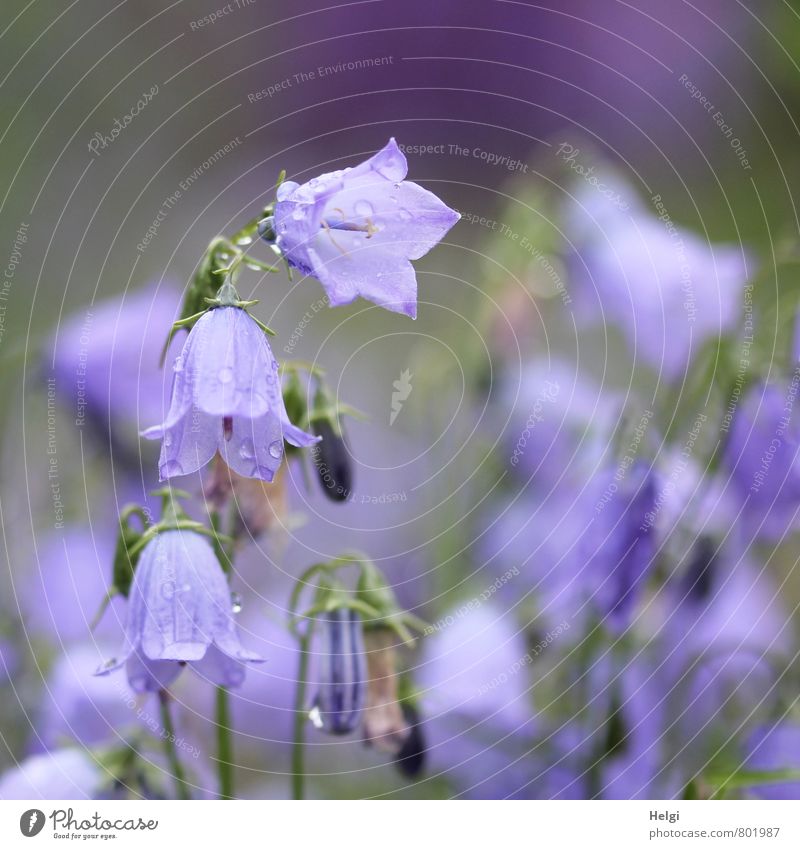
[231,593,243,614]
[218,367,234,384]
[161,580,176,601]
[268,440,283,459]
[239,438,255,460]
[98,658,117,673]
[173,356,184,373]
[164,432,173,448]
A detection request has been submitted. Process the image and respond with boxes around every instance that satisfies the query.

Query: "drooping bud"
[310,609,366,735]
[310,383,353,501]
[311,419,353,501]
[362,628,409,755]
[205,453,287,539]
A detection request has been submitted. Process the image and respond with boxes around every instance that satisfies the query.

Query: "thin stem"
[216,686,235,799]
[158,690,191,800]
[291,630,312,800]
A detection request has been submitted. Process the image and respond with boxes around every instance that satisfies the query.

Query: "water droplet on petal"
[292,207,305,221]
[239,438,255,460]
[173,356,184,373]
[164,432,173,447]
[354,199,374,218]
[161,580,176,601]
[398,209,412,221]
[268,440,283,459]
[98,658,117,673]
[231,593,243,614]
[218,367,234,384]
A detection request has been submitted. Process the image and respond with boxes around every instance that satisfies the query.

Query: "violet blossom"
[97,529,263,692]
[273,138,459,318]
[143,305,318,481]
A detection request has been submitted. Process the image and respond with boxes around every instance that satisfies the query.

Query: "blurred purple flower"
[724,379,800,539]
[653,549,791,775]
[143,306,318,481]
[566,175,749,379]
[583,461,657,629]
[98,530,263,692]
[417,603,542,798]
[22,528,122,644]
[744,722,800,800]
[0,749,104,799]
[50,283,182,449]
[273,138,459,318]
[32,642,140,753]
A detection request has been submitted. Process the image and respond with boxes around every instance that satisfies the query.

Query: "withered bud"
[362,628,409,755]
[205,453,287,539]
[394,703,426,778]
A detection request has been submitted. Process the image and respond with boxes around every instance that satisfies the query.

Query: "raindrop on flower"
[268,440,283,459]
[231,593,243,614]
[239,438,255,460]
[218,367,234,384]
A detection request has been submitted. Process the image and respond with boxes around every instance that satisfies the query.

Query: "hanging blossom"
[143,305,318,481]
[272,138,460,318]
[97,529,263,692]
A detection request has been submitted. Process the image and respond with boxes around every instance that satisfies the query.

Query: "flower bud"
[310,609,366,735]
[362,628,409,755]
[311,419,353,502]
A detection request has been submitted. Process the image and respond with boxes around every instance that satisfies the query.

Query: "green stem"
[216,686,234,799]
[158,690,191,800]
[292,630,311,800]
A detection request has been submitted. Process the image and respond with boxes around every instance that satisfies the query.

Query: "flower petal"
[218,412,283,482]
[153,410,221,480]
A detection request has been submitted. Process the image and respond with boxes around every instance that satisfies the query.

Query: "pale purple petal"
[145,411,221,481]
[218,410,283,482]
[125,651,183,693]
[274,137,459,317]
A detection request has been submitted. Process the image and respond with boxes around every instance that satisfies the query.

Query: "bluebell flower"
[273,138,459,318]
[565,172,749,379]
[97,529,263,692]
[309,609,366,735]
[143,305,318,481]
